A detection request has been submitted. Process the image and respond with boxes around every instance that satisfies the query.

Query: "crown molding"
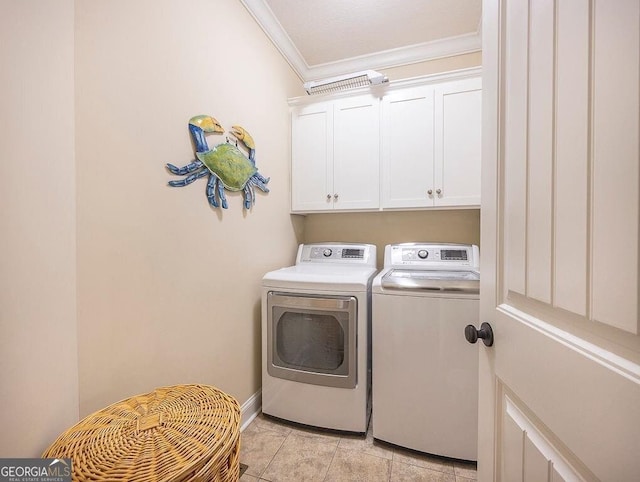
[240,0,309,79]
[241,0,481,82]
[305,32,481,81]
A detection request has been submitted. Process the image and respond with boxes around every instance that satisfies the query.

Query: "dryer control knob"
[323,248,333,257]
[418,249,428,259]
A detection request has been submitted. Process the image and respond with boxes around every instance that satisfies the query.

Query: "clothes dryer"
[262,243,377,433]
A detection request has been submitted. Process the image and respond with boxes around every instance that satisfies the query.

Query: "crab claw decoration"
[230,125,256,163]
[166,115,270,210]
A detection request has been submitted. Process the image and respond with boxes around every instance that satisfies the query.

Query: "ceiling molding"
[241,0,481,82]
[240,0,309,80]
[304,32,481,81]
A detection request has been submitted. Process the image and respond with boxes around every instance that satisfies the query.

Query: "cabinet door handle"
[326,194,332,200]
[334,193,339,200]
[427,189,433,196]
[436,188,442,195]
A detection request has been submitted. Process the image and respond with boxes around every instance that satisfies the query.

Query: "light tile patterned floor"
[239,413,477,482]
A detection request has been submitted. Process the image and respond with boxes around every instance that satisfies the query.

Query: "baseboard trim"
[240,389,261,432]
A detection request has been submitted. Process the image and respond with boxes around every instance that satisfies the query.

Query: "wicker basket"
[43,384,240,482]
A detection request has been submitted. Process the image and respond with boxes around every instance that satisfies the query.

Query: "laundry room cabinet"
[290,69,481,213]
[381,76,482,208]
[381,85,435,208]
[291,94,380,212]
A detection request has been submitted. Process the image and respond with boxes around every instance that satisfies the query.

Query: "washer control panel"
[386,243,479,270]
[401,247,468,262]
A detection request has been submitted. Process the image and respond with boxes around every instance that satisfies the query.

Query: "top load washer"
[372,243,479,461]
[261,243,377,433]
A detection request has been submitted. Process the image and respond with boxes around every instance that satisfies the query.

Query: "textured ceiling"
[241,0,482,81]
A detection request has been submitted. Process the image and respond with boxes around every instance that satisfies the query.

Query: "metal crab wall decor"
[166,115,270,210]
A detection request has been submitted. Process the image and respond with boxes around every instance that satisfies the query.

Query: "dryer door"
[267,292,357,388]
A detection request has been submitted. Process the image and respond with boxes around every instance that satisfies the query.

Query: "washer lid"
[381,269,480,293]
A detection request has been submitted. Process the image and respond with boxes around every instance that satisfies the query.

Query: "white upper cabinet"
[434,77,482,207]
[381,86,435,208]
[291,69,481,213]
[382,76,482,209]
[291,101,333,212]
[291,94,380,212]
[332,95,380,210]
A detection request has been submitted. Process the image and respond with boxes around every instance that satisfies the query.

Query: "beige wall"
[0,0,79,456]
[302,52,483,266]
[75,0,303,416]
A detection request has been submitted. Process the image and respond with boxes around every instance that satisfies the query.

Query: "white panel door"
[480,1,640,481]
[434,77,482,207]
[290,102,333,212]
[381,86,435,208]
[333,94,380,210]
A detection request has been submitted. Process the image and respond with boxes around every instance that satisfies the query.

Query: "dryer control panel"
[297,243,376,266]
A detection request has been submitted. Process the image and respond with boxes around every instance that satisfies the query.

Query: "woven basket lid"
[43,384,240,482]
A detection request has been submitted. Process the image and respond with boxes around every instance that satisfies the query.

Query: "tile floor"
[239,413,477,482]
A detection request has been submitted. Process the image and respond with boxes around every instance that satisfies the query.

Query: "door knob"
[465,322,494,347]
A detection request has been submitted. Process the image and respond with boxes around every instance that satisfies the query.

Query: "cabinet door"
[333,95,380,210]
[434,77,482,207]
[381,86,435,208]
[291,102,334,212]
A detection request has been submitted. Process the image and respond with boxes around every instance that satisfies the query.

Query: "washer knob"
[323,248,333,257]
[418,249,428,259]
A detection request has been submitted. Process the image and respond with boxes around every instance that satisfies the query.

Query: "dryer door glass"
[267,292,357,388]
[276,311,345,372]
